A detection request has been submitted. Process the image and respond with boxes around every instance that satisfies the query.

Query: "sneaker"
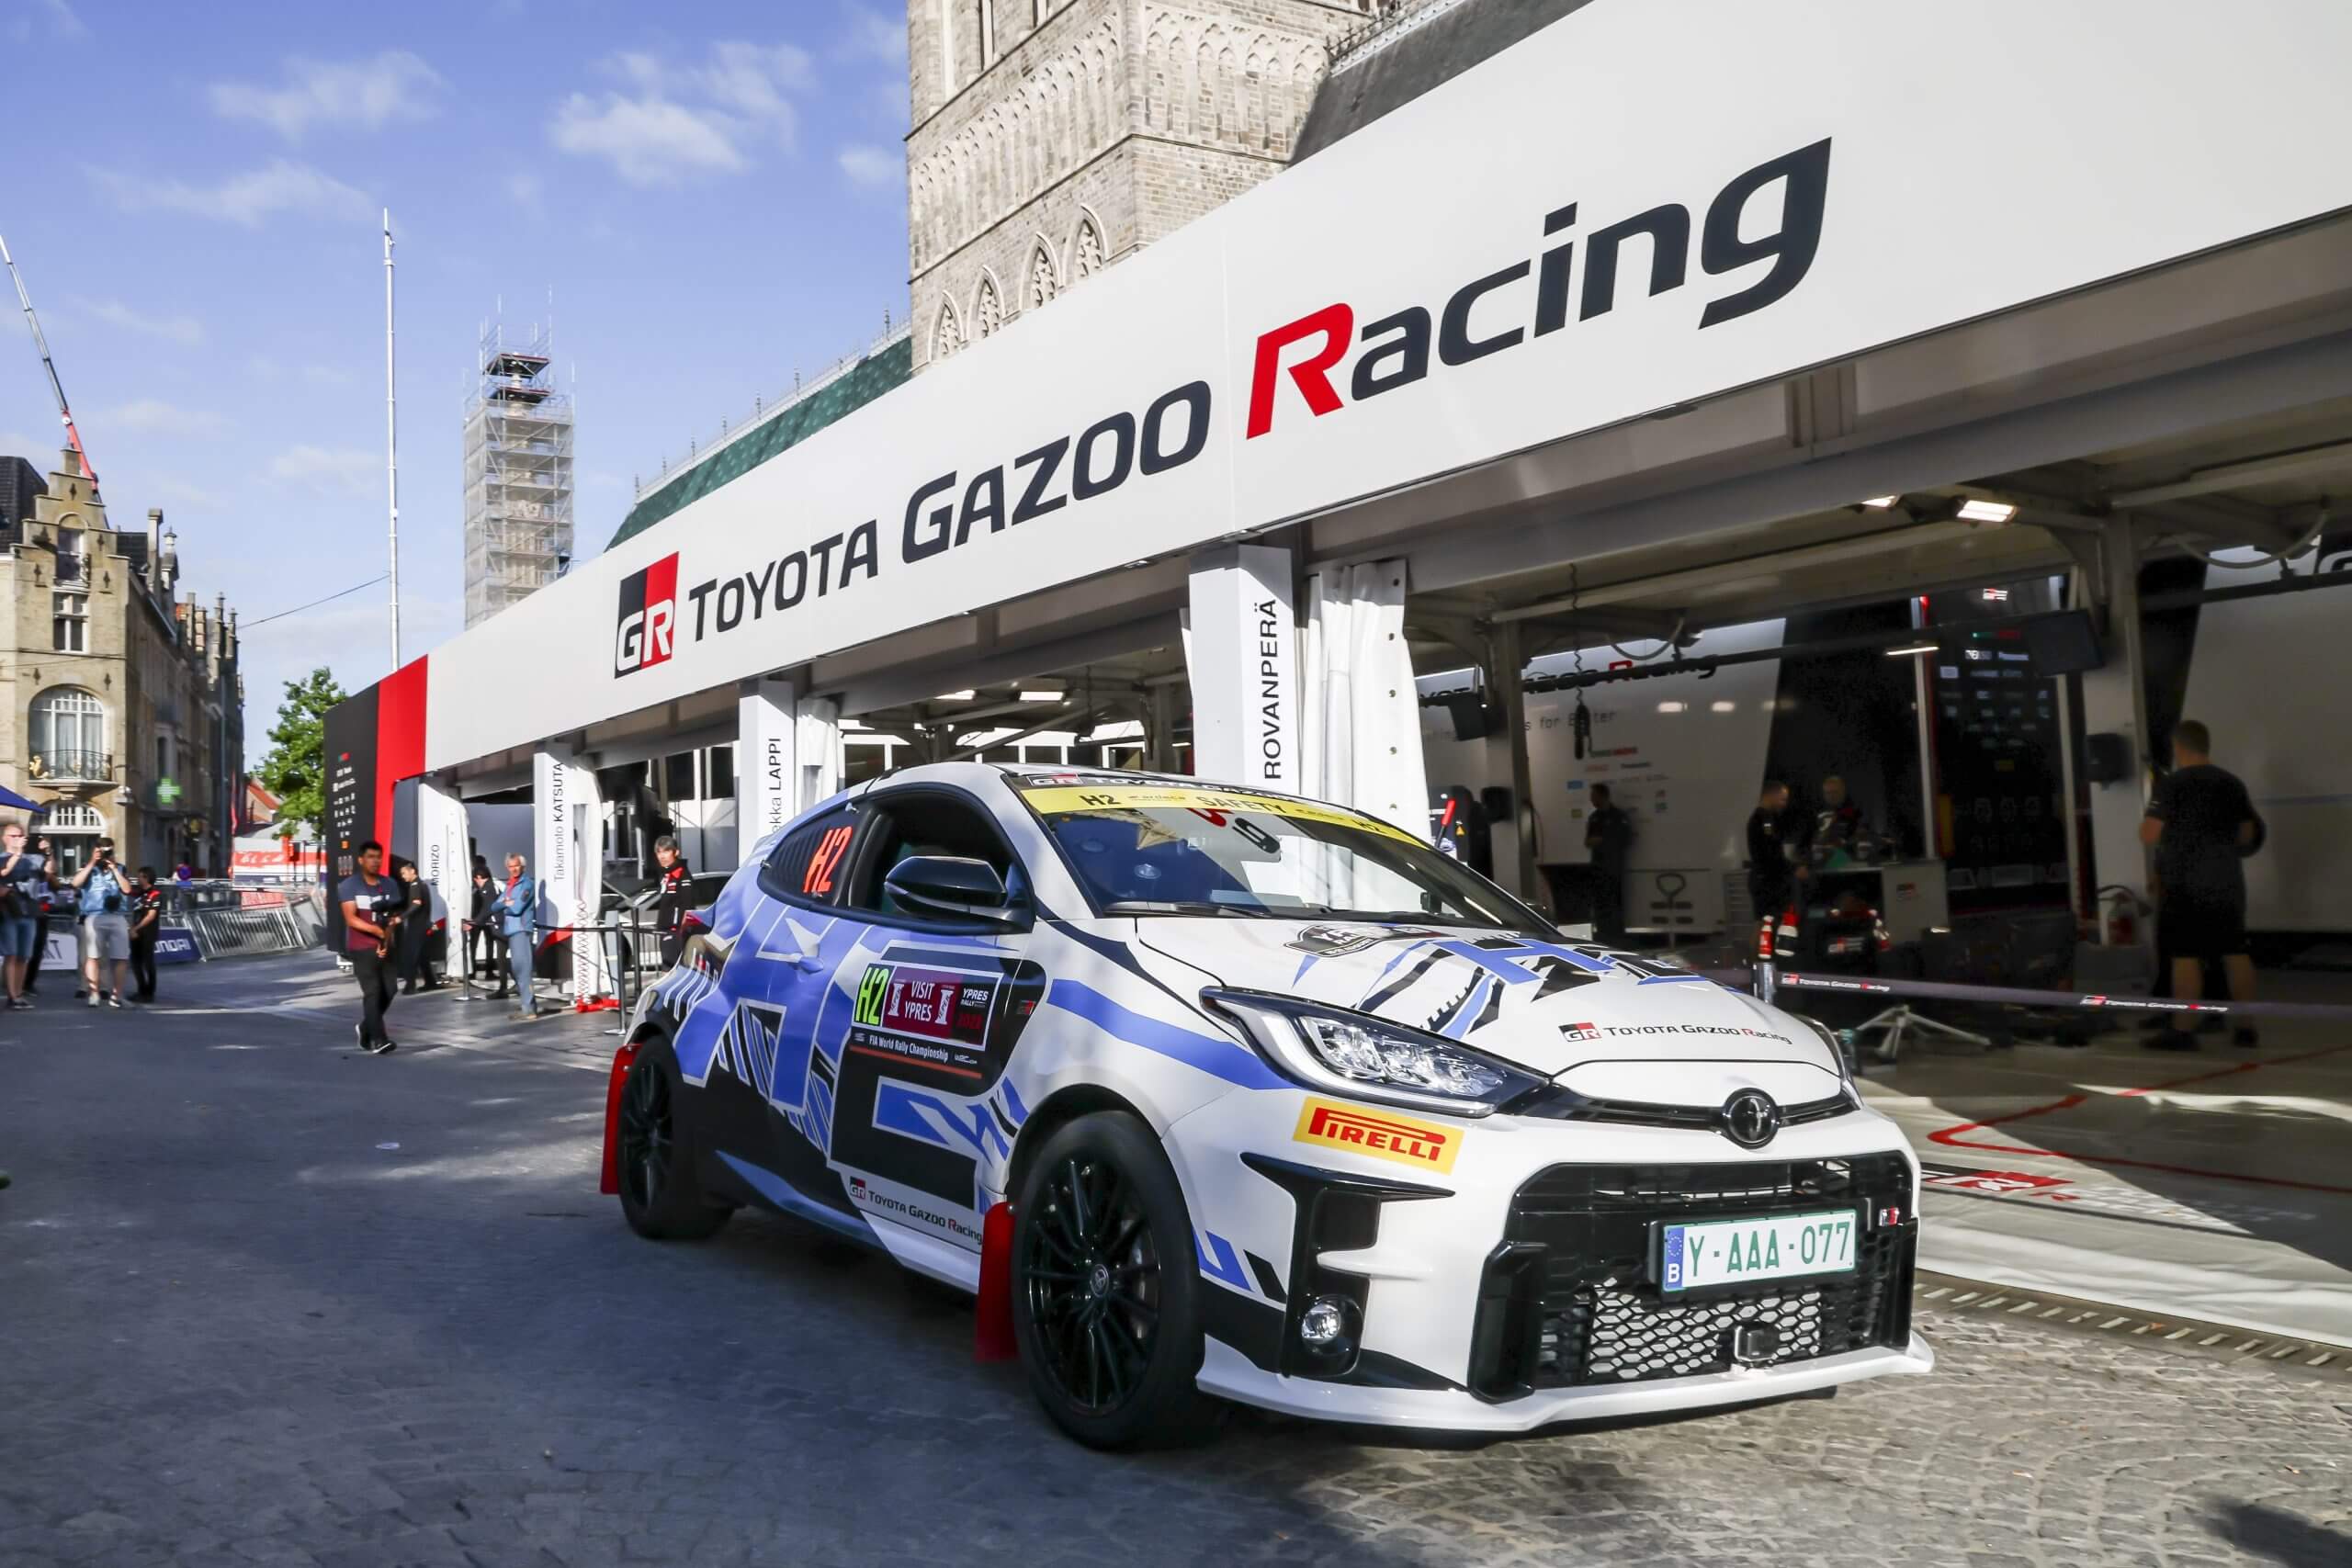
[106,994,123,1009]
[85,992,98,1008]
[9,998,28,1010]
[369,1037,398,1055]
[353,1023,366,1050]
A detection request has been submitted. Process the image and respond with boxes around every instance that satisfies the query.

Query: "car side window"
[756,804,863,908]
[843,792,1023,926]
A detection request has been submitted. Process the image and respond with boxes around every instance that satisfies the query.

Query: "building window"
[1073,215,1105,280]
[933,299,967,362]
[28,685,107,781]
[1029,243,1059,309]
[706,745,735,799]
[54,527,85,585]
[51,591,87,651]
[975,275,1003,337]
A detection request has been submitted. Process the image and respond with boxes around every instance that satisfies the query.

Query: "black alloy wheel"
[616,1038,730,1241]
[1011,1112,1214,1449]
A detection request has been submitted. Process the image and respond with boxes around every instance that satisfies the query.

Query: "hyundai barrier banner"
[419,0,2352,772]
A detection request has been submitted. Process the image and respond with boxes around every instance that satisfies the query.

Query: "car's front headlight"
[1204,988,1545,1118]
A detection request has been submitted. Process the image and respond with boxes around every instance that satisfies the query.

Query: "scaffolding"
[462,321,574,627]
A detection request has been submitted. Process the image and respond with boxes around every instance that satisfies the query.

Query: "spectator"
[174,861,194,887]
[391,860,441,994]
[128,867,164,1003]
[0,821,45,1010]
[22,837,53,998]
[335,840,400,1055]
[2141,719,2263,1050]
[652,834,695,967]
[1581,785,1634,946]
[492,852,540,1019]
[1747,781,1810,937]
[69,839,133,1009]
[466,859,498,988]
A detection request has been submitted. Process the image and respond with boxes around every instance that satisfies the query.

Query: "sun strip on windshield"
[1014,783,1421,845]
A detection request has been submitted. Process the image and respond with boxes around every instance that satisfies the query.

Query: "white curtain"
[796,697,844,808]
[1299,560,1427,843]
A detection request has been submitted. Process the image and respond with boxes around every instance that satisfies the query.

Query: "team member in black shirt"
[1582,784,1634,945]
[1747,781,1810,936]
[128,867,164,1002]
[2142,719,2263,1049]
[651,835,695,967]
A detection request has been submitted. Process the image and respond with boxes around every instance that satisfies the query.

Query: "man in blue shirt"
[68,838,133,1008]
[491,852,540,1018]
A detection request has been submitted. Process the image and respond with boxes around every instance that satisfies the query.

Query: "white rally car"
[602,762,1930,1447]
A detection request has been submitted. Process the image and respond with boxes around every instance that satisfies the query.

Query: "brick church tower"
[905,0,1380,371]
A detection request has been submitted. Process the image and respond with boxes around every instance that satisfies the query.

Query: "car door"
[808,784,1046,1253]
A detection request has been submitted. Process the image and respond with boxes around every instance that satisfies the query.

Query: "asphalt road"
[2,957,2346,1568]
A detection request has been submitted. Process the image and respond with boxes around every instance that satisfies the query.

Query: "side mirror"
[883,854,1023,926]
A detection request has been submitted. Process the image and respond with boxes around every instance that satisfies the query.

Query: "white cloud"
[841,6,907,66]
[75,297,205,346]
[1,432,59,463]
[506,171,546,216]
[94,158,372,227]
[837,143,899,189]
[268,445,377,495]
[100,399,228,437]
[11,0,85,42]
[548,41,812,186]
[209,51,446,140]
[154,478,228,510]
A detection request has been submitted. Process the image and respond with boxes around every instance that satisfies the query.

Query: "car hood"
[1135,917,1842,1091]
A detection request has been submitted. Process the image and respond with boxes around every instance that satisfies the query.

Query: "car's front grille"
[1468,1155,1916,1397]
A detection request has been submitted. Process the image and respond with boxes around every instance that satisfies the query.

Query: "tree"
[253,667,346,838]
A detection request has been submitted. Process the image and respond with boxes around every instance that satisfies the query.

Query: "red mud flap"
[598,1040,640,1196]
[975,1201,1017,1362]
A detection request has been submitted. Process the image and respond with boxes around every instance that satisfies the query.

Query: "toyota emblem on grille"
[1719,1089,1781,1148]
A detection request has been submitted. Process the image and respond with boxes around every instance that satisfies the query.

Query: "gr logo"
[615,553,680,676]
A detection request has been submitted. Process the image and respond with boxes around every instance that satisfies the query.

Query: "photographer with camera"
[69,837,133,1009]
[0,820,46,1010]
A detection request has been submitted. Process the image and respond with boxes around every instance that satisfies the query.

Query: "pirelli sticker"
[1292,1097,1462,1174]
[1018,784,1419,844]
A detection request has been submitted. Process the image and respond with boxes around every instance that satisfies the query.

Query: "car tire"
[616,1037,731,1241]
[1010,1111,1216,1450]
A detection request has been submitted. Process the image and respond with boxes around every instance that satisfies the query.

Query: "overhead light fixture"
[1886,643,1939,658]
[933,690,976,702]
[1860,495,1899,508]
[1956,498,2017,525]
[1018,691,1063,703]
[1657,700,1687,713]
[1710,700,1736,713]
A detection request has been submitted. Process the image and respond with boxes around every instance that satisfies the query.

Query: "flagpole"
[384,209,401,669]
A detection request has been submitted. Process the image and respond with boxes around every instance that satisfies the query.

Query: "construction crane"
[0,231,98,493]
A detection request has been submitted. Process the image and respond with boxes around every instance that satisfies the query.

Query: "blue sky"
[0,0,912,761]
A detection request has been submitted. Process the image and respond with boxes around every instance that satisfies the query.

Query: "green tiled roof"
[607,333,915,550]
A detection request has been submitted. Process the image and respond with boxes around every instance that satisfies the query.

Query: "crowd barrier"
[183,886,328,959]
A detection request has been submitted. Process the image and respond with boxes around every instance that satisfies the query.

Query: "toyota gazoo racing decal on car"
[606,762,1927,1450]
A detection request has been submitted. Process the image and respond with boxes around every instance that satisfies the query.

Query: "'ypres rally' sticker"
[1293,1097,1462,1174]
[849,963,998,1080]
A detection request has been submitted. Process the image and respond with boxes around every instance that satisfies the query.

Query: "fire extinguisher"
[2098,885,2142,946]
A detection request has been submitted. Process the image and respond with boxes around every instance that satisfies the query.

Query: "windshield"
[1015,780,1539,929]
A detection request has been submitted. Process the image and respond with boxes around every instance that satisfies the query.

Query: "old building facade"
[0,450,244,876]
[906,0,1382,370]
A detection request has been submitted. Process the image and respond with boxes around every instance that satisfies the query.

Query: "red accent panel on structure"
[373,655,430,851]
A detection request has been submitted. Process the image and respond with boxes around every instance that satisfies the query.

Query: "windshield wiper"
[1101,899,1283,918]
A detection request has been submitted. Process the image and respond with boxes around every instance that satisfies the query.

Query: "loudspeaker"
[2083,732,2132,784]
[1444,691,1499,741]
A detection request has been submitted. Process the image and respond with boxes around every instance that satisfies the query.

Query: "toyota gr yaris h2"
[605,763,1929,1447]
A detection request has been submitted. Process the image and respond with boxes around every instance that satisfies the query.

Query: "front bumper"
[1162,1089,1928,1431]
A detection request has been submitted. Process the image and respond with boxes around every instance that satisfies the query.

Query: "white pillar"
[569,764,609,1006]
[1299,559,1426,838]
[415,774,469,947]
[2076,519,2153,911]
[533,741,608,1002]
[737,675,799,863]
[1187,544,1298,791]
[796,696,844,807]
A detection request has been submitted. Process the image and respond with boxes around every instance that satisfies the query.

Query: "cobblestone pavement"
[3,958,2346,1568]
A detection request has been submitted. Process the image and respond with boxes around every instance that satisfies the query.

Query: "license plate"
[1656,1209,1857,1294]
